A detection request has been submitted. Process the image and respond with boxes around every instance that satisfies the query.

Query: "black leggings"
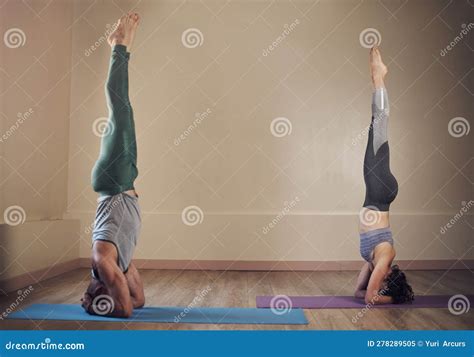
[363,88,398,211]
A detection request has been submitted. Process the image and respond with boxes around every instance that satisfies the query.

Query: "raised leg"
[360,47,398,230]
[91,13,140,196]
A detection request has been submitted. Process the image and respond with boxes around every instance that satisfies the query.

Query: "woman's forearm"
[355,263,371,292]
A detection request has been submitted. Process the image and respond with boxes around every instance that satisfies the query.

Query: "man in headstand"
[81,12,144,318]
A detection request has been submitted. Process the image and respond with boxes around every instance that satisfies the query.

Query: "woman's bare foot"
[370,46,387,89]
[107,12,140,50]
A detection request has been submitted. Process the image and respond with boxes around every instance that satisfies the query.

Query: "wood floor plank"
[0,268,472,330]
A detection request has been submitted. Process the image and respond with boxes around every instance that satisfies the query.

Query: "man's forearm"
[105,282,133,317]
[95,261,134,317]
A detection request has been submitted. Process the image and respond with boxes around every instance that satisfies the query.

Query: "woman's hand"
[364,258,393,304]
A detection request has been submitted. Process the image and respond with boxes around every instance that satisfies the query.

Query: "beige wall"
[0,219,80,291]
[65,0,473,262]
[0,0,74,220]
[0,0,79,287]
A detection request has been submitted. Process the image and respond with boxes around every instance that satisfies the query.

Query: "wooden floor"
[0,268,472,330]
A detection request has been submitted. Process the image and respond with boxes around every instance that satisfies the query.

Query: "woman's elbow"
[365,293,392,305]
[364,293,377,305]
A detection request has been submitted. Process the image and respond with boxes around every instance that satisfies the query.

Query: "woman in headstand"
[81,13,145,318]
[354,46,414,305]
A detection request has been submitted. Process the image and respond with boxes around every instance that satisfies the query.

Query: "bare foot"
[370,46,387,89]
[107,12,140,50]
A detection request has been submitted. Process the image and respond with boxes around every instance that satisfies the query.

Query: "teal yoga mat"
[8,304,308,325]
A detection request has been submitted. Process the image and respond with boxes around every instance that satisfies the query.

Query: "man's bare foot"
[107,12,140,50]
[370,46,387,89]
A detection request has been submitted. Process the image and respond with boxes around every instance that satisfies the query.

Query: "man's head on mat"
[81,279,110,314]
[380,265,414,304]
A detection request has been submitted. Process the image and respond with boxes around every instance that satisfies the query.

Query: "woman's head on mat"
[380,265,414,304]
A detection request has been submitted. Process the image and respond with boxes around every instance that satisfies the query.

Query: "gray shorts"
[91,192,141,278]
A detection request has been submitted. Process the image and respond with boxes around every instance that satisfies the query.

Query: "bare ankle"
[372,76,385,89]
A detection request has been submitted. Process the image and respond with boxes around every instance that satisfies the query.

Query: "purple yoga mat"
[256,295,474,309]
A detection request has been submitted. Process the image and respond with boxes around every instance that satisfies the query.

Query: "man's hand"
[81,292,92,314]
[125,263,145,309]
[81,279,108,315]
[91,242,134,317]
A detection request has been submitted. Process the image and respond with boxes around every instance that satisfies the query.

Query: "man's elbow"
[134,296,145,309]
[113,305,133,318]
[122,308,133,318]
